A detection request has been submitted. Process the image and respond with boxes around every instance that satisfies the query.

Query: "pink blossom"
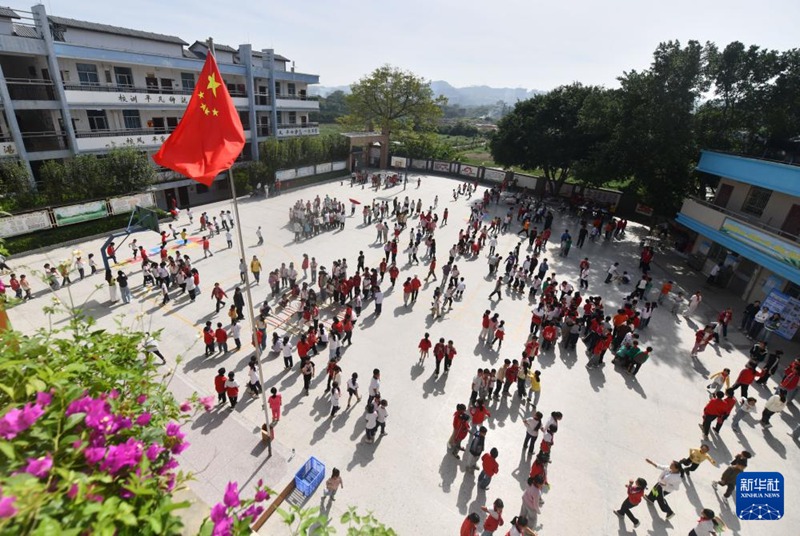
[223,481,240,508]
[257,478,263,488]
[100,438,143,475]
[170,440,190,455]
[0,403,45,440]
[165,422,184,439]
[136,394,148,404]
[179,401,192,413]
[212,516,233,536]
[108,389,120,400]
[165,472,177,491]
[241,504,264,521]
[158,457,179,474]
[209,503,228,523]
[135,412,152,426]
[87,493,104,503]
[145,443,165,462]
[24,454,53,479]
[84,447,106,465]
[199,396,215,412]
[67,484,79,500]
[0,495,16,518]
[35,391,53,407]
[254,489,269,503]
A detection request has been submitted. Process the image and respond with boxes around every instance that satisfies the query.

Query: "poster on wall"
[411,159,428,170]
[332,161,347,171]
[316,162,332,174]
[53,201,108,227]
[296,166,315,178]
[484,168,506,182]
[0,210,52,238]
[762,289,800,340]
[275,169,296,181]
[109,193,155,215]
[721,218,800,270]
[459,165,477,177]
[433,161,450,173]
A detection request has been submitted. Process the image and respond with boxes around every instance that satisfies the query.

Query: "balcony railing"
[274,94,319,101]
[6,78,57,100]
[689,196,799,242]
[63,84,247,98]
[74,128,174,139]
[21,131,68,152]
[256,126,271,137]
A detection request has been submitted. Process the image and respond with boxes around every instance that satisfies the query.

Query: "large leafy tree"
[0,159,38,210]
[341,65,446,168]
[315,90,349,123]
[490,83,611,194]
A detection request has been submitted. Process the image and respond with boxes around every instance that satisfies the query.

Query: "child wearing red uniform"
[214,322,229,353]
[614,477,647,528]
[541,322,558,351]
[214,367,227,405]
[418,332,432,363]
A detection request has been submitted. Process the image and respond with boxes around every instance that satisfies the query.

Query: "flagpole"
[227,167,272,436]
[206,37,272,439]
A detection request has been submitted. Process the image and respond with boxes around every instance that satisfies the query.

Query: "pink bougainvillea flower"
[0,403,45,440]
[165,422,184,439]
[0,495,17,518]
[145,443,165,462]
[199,396,215,412]
[66,484,79,500]
[209,502,228,523]
[223,481,240,508]
[158,457,179,474]
[35,391,53,407]
[99,438,143,475]
[254,489,269,502]
[211,516,233,536]
[84,447,107,465]
[170,440,190,455]
[241,504,264,521]
[136,394,148,405]
[135,412,152,427]
[24,454,53,479]
[107,389,120,400]
[179,401,192,413]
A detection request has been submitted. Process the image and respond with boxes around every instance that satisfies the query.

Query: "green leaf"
[0,441,15,460]
[148,516,163,533]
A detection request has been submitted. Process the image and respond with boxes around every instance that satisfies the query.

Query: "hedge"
[4,209,169,256]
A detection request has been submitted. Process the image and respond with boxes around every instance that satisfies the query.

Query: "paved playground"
[5,174,798,535]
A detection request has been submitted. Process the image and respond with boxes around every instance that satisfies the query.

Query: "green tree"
[315,90,349,123]
[342,65,446,168]
[0,159,38,210]
[613,40,708,214]
[103,146,157,194]
[392,130,454,160]
[490,83,610,194]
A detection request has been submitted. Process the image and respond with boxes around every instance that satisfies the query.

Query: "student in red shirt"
[418,332,432,363]
[203,322,216,356]
[444,340,458,373]
[701,391,728,438]
[424,257,437,282]
[730,363,757,398]
[714,388,737,433]
[477,448,499,490]
[470,400,491,432]
[460,513,480,536]
[212,283,227,313]
[106,243,118,264]
[410,275,421,302]
[433,337,446,376]
[214,322,229,354]
[202,236,213,258]
[541,322,558,351]
[388,264,400,287]
[448,403,471,458]
[613,477,648,528]
[503,359,519,396]
[480,498,504,535]
[214,367,227,405]
[481,310,492,339]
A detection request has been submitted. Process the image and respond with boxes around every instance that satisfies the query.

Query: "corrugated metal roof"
[48,15,188,45]
[12,23,38,38]
[0,6,20,19]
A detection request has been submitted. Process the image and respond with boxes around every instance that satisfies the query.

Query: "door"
[781,204,800,237]
[178,186,190,207]
[166,117,178,133]
[151,117,166,134]
[714,183,733,208]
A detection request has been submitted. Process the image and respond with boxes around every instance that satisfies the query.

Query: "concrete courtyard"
[5,173,798,536]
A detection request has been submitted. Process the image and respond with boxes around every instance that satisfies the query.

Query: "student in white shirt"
[644,458,683,519]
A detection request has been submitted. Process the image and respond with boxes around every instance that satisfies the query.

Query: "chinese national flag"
[153,53,245,185]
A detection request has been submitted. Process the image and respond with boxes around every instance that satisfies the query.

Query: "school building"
[0,4,319,207]
[676,150,800,339]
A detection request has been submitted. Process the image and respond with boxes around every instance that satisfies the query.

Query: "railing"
[255,94,271,106]
[689,196,799,242]
[8,8,40,40]
[275,94,319,101]
[6,78,57,100]
[74,128,172,139]
[64,84,247,98]
[21,131,68,152]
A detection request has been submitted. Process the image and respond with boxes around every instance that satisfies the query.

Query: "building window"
[196,184,209,194]
[274,82,281,96]
[86,110,109,131]
[276,112,282,125]
[741,186,772,217]
[181,73,195,92]
[288,83,296,96]
[76,63,99,86]
[114,67,134,88]
[123,110,141,130]
[288,112,297,124]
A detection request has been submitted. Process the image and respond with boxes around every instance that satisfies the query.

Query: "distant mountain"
[309,81,542,106]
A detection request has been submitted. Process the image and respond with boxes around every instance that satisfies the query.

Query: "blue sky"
[44,0,800,90]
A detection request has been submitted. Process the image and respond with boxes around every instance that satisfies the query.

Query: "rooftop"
[0,6,20,18]
[48,15,188,45]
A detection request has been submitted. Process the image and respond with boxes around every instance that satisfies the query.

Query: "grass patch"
[319,123,346,136]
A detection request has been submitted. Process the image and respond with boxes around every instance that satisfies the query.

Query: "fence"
[0,192,156,238]
[275,161,348,182]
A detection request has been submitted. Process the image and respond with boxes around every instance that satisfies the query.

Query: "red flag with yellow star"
[153,53,245,185]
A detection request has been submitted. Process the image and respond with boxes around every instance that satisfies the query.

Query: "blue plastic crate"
[294,456,325,497]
